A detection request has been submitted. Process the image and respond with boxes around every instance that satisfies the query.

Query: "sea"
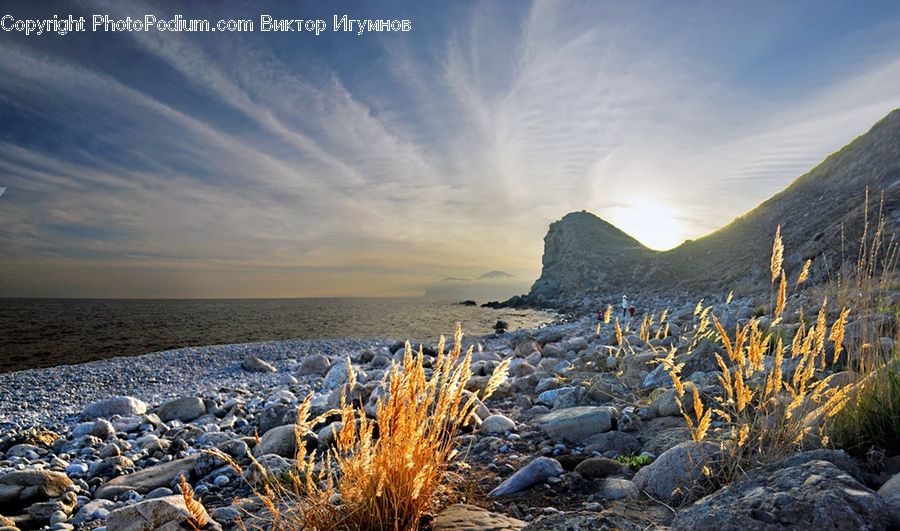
[0,298,555,373]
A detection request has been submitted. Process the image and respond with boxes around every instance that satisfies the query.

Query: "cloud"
[1,0,899,296]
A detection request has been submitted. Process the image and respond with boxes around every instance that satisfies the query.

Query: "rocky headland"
[510,108,900,311]
[1,110,898,530]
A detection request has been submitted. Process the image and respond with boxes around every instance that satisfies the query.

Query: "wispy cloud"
[1,0,899,296]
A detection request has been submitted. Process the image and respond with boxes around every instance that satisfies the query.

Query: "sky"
[1,0,900,298]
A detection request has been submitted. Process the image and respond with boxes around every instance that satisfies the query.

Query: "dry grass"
[660,192,899,497]
[212,325,508,530]
[662,227,856,490]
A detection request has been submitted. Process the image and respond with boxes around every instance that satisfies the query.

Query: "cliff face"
[527,212,658,305]
[518,108,900,307]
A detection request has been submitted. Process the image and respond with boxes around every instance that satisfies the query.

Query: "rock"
[241,355,277,373]
[673,460,892,530]
[596,478,640,501]
[316,422,343,448]
[433,504,526,530]
[652,383,696,417]
[244,454,293,483]
[156,397,206,423]
[71,499,116,525]
[323,362,365,390]
[72,419,115,439]
[538,406,614,444]
[298,354,331,376]
[583,431,641,457]
[575,457,622,478]
[27,491,77,522]
[0,470,73,508]
[489,457,564,496]
[522,511,647,530]
[254,424,299,458]
[82,396,148,420]
[641,363,674,389]
[878,472,900,525]
[106,495,219,531]
[95,454,201,500]
[89,455,134,479]
[633,441,724,506]
[480,414,516,435]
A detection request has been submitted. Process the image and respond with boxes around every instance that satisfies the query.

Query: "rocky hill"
[514,108,900,308]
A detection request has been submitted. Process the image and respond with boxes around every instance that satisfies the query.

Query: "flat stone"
[241,355,277,373]
[156,397,206,423]
[95,454,201,500]
[538,406,614,444]
[106,495,218,531]
[82,397,148,420]
[0,470,73,508]
[433,503,526,530]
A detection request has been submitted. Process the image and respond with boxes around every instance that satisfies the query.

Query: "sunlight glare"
[606,197,686,250]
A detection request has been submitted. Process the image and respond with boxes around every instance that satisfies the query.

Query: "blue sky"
[1,0,899,298]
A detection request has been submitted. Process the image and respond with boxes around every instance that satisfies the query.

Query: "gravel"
[0,337,391,431]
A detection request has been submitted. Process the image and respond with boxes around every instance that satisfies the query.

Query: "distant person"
[621,295,628,317]
[629,306,635,318]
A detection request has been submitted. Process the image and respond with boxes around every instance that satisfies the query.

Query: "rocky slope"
[515,108,900,308]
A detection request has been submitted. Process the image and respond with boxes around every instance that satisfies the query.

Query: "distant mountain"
[478,271,515,279]
[424,271,530,302]
[512,108,900,307]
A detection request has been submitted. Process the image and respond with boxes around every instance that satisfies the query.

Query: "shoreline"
[0,315,566,431]
[0,336,394,431]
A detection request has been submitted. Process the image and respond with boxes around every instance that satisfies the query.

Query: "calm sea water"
[0,298,554,373]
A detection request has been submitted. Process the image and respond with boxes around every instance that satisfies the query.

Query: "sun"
[606,197,686,251]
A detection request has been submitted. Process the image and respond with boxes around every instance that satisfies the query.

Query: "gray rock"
[241,355,277,373]
[878,472,900,525]
[596,478,639,501]
[71,499,116,525]
[538,406,614,444]
[254,424,298,458]
[82,397,148,420]
[156,397,206,423]
[641,363,674,389]
[633,440,723,506]
[94,454,201,500]
[298,354,331,376]
[490,457,564,496]
[106,495,219,531]
[480,414,516,434]
[673,460,892,530]
[652,383,696,418]
[575,457,622,478]
[583,431,641,457]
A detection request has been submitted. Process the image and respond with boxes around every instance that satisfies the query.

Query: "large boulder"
[433,504,526,530]
[0,470,73,508]
[82,396,148,420]
[156,397,206,423]
[106,495,220,531]
[673,460,892,530]
[538,406,615,444]
[633,441,724,506]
